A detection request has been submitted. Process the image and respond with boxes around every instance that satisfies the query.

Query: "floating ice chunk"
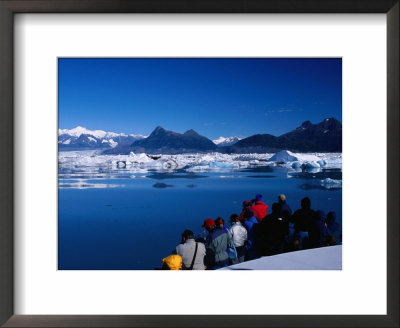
[302,161,320,169]
[321,178,342,189]
[317,159,327,167]
[300,161,321,173]
[291,161,302,169]
[269,150,298,163]
[209,161,237,169]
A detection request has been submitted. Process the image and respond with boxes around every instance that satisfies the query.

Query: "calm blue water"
[58,164,342,270]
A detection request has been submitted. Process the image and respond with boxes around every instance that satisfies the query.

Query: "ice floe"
[321,178,342,189]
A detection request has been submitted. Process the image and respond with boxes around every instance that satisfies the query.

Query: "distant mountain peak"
[300,120,312,129]
[125,126,217,154]
[213,136,242,147]
[149,126,168,137]
[184,129,199,136]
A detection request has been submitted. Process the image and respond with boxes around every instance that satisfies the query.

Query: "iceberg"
[268,150,298,163]
[268,150,321,164]
[291,161,302,169]
[321,178,342,189]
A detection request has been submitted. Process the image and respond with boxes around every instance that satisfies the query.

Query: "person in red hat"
[202,218,215,230]
[251,194,269,222]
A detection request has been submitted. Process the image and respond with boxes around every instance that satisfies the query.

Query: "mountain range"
[229,117,342,153]
[102,117,341,154]
[58,126,145,150]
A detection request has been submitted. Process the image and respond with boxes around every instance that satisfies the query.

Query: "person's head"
[202,218,215,232]
[326,211,336,224]
[301,197,311,209]
[243,208,254,220]
[278,194,286,203]
[255,194,263,201]
[215,217,224,228]
[162,254,182,270]
[271,202,281,215]
[242,200,252,208]
[230,214,240,223]
[181,229,194,242]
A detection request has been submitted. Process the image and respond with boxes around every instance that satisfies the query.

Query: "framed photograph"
[0,1,398,327]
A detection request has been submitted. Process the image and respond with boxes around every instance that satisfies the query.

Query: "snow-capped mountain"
[213,136,242,147]
[58,126,145,150]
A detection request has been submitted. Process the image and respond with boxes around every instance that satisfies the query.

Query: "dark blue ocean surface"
[58,164,342,270]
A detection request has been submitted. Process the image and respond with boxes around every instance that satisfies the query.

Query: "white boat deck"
[220,245,342,270]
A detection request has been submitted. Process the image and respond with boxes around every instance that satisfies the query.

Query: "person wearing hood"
[203,218,231,269]
[308,210,329,248]
[229,214,248,264]
[261,202,289,256]
[251,194,269,222]
[325,211,341,245]
[161,254,182,270]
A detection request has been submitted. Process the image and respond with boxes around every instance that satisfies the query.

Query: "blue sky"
[58,58,342,139]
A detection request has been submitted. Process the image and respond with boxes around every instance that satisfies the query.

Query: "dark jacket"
[205,227,231,268]
[243,216,263,259]
[261,212,289,246]
[308,210,329,248]
[279,201,292,220]
[291,208,317,232]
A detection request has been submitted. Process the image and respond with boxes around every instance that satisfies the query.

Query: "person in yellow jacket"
[161,254,183,270]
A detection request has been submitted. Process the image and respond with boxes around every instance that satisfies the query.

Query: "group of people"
[160,194,342,270]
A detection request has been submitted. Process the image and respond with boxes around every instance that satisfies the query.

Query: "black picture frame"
[0,1,398,327]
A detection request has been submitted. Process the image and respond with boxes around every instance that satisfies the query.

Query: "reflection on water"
[289,170,342,180]
[239,166,274,173]
[59,182,124,189]
[146,173,208,180]
[298,183,340,191]
[153,183,174,189]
